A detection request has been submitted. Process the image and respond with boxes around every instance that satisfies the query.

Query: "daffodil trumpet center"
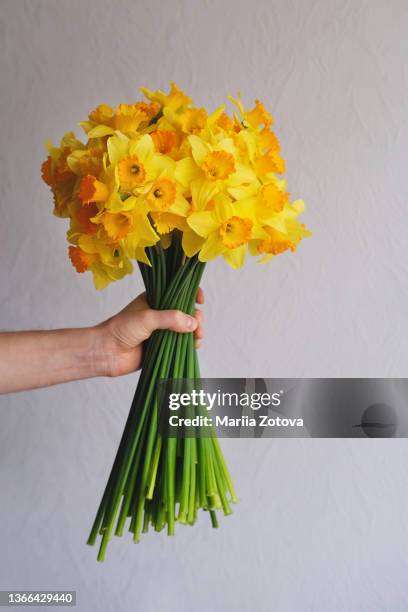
[118,155,146,189]
[147,178,177,212]
[219,216,252,249]
[202,151,235,181]
[259,183,288,214]
[100,211,133,241]
[151,130,178,154]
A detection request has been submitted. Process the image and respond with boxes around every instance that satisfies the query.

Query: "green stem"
[88,247,235,559]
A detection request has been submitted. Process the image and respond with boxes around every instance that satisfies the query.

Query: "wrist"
[87,323,118,378]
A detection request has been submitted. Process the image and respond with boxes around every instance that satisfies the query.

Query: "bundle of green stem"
[87,236,237,561]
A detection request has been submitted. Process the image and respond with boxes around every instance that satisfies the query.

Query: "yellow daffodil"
[108,133,173,195]
[261,197,307,234]
[259,127,281,154]
[146,177,178,211]
[150,130,179,156]
[90,198,159,253]
[254,150,286,176]
[228,94,273,129]
[233,181,289,226]
[141,82,191,112]
[250,218,311,264]
[76,162,120,212]
[160,105,208,138]
[68,235,133,289]
[187,194,266,268]
[180,107,208,134]
[187,135,257,190]
[67,141,106,177]
[227,96,285,176]
[81,101,160,139]
[144,175,189,234]
[112,104,149,135]
[97,211,134,241]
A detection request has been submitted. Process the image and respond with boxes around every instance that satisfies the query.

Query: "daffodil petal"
[214,197,235,224]
[131,134,154,161]
[79,121,93,135]
[107,134,129,165]
[134,247,151,265]
[228,184,259,200]
[229,162,257,186]
[191,179,217,211]
[198,231,225,262]
[233,197,257,220]
[92,268,110,290]
[208,106,226,125]
[252,225,269,240]
[174,157,201,187]
[292,199,305,214]
[187,211,218,237]
[78,234,98,254]
[215,138,235,156]
[150,155,175,175]
[136,214,160,244]
[223,245,246,269]
[171,194,190,216]
[105,192,132,212]
[88,125,115,138]
[188,135,210,166]
[263,216,287,233]
[257,253,273,264]
[227,94,245,116]
[182,230,205,257]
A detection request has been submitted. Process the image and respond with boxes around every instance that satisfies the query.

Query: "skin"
[0,288,204,395]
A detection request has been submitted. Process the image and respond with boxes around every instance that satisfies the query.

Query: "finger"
[195,338,202,349]
[194,309,203,340]
[196,287,204,305]
[194,328,204,341]
[141,309,197,335]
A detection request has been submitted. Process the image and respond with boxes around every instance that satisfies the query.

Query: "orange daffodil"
[42,82,310,288]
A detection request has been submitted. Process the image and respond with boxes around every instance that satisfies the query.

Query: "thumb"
[141,308,197,335]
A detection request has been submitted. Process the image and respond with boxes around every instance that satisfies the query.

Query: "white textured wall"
[1,0,408,610]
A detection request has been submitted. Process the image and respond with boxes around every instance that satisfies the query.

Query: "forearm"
[0,326,111,394]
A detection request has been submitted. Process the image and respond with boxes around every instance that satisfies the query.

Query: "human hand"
[98,289,204,377]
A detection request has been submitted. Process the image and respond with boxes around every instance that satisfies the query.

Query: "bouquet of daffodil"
[41,82,310,560]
